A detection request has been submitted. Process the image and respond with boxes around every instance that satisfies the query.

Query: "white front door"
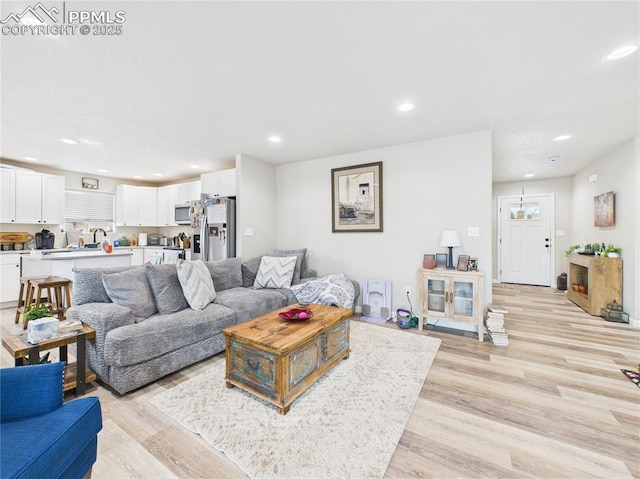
[499,195,553,286]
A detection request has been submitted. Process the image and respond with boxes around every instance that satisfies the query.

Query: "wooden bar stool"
[22,276,72,328]
[15,276,49,324]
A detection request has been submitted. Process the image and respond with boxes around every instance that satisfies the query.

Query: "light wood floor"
[2,284,639,478]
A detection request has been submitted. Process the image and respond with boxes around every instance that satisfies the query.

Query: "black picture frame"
[331,161,383,232]
[457,255,470,271]
[435,253,447,268]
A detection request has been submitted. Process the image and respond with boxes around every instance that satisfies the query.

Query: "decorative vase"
[607,252,619,258]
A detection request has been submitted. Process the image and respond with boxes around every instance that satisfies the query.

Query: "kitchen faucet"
[93,228,107,244]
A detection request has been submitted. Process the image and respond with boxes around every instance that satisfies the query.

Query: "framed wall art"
[331,161,383,232]
[594,191,615,227]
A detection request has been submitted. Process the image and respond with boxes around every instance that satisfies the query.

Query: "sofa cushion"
[177,260,216,310]
[205,257,243,291]
[274,248,310,278]
[241,256,263,287]
[214,287,289,323]
[145,264,189,314]
[103,302,236,367]
[253,255,297,289]
[72,266,131,305]
[102,266,157,320]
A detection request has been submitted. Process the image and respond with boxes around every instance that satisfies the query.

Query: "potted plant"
[565,244,581,257]
[604,245,622,258]
[23,303,52,326]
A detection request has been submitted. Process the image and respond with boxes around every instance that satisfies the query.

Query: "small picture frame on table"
[435,253,447,268]
[468,257,478,271]
[423,254,436,269]
[457,255,470,271]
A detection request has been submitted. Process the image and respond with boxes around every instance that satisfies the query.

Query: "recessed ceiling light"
[133,175,142,179]
[153,173,163,177]
[23,156,38,162]
[605,45,638,61]
[524,173,535,178]
[553,134,571,141]
[548,155,560,163]
[97,169,108,173]
[60,138,78,145]
[268,136,282,144]
[189,164,200,169]
[397,102,415,112]
[79,139,101,146]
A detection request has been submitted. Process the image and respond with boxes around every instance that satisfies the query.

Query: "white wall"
[571,138,638,323]
[492,176,573,282]
[275,130,493,308]
[235,154,277,259]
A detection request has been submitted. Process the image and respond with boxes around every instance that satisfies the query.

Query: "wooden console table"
[2,325,96,395]
[567,254,622,316]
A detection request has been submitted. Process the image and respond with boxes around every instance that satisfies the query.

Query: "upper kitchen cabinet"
[201,168,236,197]
[116,185,158,226]
[157,184,180,226]
[3,170,65,224]
[178,180,201,203]
[0,168,16,222]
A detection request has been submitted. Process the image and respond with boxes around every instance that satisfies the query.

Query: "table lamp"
[440,230,462,269]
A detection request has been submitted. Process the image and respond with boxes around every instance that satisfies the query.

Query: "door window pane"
[510,202,540,220]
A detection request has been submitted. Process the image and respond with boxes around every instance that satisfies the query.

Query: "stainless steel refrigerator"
[190,197,236,261]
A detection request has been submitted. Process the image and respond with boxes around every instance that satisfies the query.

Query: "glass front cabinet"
[417,268,485,341]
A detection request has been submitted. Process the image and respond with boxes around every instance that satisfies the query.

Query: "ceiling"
[1,1,638,184]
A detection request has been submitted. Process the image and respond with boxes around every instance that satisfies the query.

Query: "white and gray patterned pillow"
[274,248,309,279]
[253,255,297,289]
[177,260,216,310]
[145,264,189,314]
[102,266,157,320]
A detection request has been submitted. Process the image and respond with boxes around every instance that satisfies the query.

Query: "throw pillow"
[205,257,243,291]
[145,264,189,314]
[273,248,310,279]
[253,255,297,289]
[177,260,216,310]
[241,256,263,287]
[270,250,305,284]
[72,266,131,305]
[102,266,158,320]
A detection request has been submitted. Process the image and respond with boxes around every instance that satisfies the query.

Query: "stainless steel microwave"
[174,203,192,225]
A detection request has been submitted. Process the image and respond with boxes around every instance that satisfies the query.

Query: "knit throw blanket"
[290,273,355,309]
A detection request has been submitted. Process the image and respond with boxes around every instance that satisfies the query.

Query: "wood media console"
[567,254,622,316]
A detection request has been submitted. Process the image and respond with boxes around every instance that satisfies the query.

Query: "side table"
[2,325,96,395]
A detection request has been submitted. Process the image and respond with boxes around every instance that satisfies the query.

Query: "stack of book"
[485,304,509,346]
[58,319,83,335]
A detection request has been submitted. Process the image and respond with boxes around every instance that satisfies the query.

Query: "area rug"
[621,369,640,388]
[150,320,441,479]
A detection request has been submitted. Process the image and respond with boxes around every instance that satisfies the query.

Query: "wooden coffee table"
[2,325,96,396]
[223,303,352,414]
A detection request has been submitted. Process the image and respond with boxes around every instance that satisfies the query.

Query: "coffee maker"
[35,229,55,249]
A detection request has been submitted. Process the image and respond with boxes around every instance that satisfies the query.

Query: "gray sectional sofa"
[66,254,359,394]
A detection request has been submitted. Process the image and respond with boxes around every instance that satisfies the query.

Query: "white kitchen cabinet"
[15,170,42,223]
[129,248,144,266]
[13,170,65,225]
[41,174,65,224]
[201,168,236,197]
[417,268,485,341]
[178,180,201,203]
[0,253,21,305]
[0,168,16,223]
[157,184,180,226]
[116,185,158,226]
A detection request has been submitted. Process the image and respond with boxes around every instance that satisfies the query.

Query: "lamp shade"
[440,230,462,247]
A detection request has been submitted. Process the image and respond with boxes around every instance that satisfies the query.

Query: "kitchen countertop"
[0,245,185,256]
[24,248,134,260]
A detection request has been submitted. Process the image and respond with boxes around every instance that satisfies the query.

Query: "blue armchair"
[0,362,102,479]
